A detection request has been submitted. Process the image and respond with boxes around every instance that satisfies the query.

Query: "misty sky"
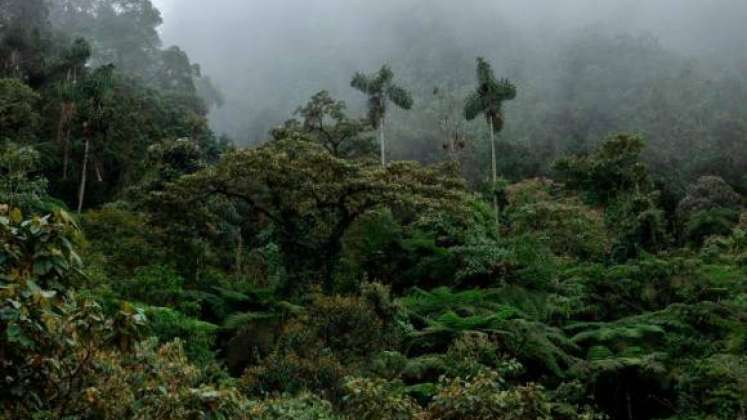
[149,0,747,142]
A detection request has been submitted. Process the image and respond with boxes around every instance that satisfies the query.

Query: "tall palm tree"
[351,65,413,166]
[76,65,114,214]
[54,38,91,180]
[464,57,517,223]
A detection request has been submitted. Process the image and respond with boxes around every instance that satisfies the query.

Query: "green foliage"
[2,4,747,418]
[677,176,743,220]
[241,287,401,402]
[351,65,413,128]
[241,347,350,402]
[305,293,396,358]
[445,332,522,378]
[338,201,500,290]
[505,178,609,260]
[175,138,467,292]
[606,191,668,260]
[464,57,517,131]
[342,377,423,420]
[0,143,52,212]
[0,208,82,289]
[685,208,740,246]
[0,209,248,419]
[81,207,163,280]
[554,134,651,206]
[120,264,184,306]
[427,369,552,420]
[275,90,375,159]
[145,306,218,364]
[555,134,668,259]
[248,393,341,420]
[676,354,747,418]
[0,78,40,140]
[401,287,579,376]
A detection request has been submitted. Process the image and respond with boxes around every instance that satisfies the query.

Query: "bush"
[505,178,609,260]
[120,264,185,306]
[426,369,553,420]
[342,377,423,420]
[82,207,163,279]
[445,332,522,378]
[240,348,350,402]
[684,208,739,246]
[145,306,218,364]
[676,355,747,419]
[553,134,650,206]
[97,339,249,419]
[0,78,40,141]
[305,292,398,359]
[0,143,50,213]
[240,287,402,402]
[248,393,340,419]
[677,176,743,220]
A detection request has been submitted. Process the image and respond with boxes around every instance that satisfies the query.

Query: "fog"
[151,0,747,145]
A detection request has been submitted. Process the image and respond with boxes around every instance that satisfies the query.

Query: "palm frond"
[475,57,496,86]
[464,92,485,121]
[496,78,517,101]
[386,84,413,110]
[351,72,372,94]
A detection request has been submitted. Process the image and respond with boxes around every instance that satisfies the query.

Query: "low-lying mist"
[154,0,747,144]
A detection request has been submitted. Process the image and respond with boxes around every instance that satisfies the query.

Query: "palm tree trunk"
[94,159,103,183]
[489,119,499,226]
[56,103,67,178]
[77,137,90,214]
[379,118,386,167]
[56,103,66,143]
[449,129,457,161]
[235,231,243,275]
[62,134,71,180]
[61,103,75,180]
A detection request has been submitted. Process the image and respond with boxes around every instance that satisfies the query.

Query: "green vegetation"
[1,1,747,419]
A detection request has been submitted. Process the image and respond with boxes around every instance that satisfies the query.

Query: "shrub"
[445,332,522,378]
[0,78,40,141]
[684,208,739,246]
[240,348,350,402]
[677,176,743,220]
[305,292,398,358]
[505,178,609,260]
[426,369,553,420]
[120,264,185,306]
[145,306,219,364]
[553,134,650,206]
[342,377,423,420]
[240,288,401,401]
[248,393,341,419]
[0,143,50,213]
[676,355,747,418]
[82,207,163,269]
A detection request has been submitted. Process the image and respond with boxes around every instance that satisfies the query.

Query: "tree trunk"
[448,127,457,161]
[626,390,633,420]
[56,103,66,146]
[62,133,71,180]
[58,103,74,180]
[77,137,90,214]
[94,160,103,183]
[322,241,343,293]
[379,118,386,167]
[61,69,77,180]
[235,231,243,275]
[489,119,499,226]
